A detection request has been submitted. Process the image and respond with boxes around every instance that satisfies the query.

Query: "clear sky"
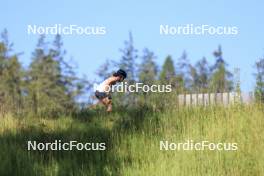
[1,0,264,92]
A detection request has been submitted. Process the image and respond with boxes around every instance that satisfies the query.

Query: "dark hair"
[113,69,127,79]
[113,72,119,77]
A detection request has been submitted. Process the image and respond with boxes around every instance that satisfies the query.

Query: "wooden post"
[216,93,222,105]
[178,94,185,106]
[198,93,203,105]
[185,94,191,106]
[204,93,209,106]
[210,93,215,105]
[223,92,229,106]
[191,94,197,106]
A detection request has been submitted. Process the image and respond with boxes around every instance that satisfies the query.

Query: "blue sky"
[1,0,264,91]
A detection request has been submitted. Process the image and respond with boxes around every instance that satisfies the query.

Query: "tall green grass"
[0,104,263,176]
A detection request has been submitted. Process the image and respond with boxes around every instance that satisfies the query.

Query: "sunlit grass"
[0,104,263,175]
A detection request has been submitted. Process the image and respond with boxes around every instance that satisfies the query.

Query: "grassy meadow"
[0,104,263,176]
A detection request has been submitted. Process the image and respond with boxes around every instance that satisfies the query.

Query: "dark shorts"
[95,91,111,100]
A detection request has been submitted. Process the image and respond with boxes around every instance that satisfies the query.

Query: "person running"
[94,69,127,112]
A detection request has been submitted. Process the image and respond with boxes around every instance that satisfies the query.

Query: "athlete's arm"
[107,76,120,85]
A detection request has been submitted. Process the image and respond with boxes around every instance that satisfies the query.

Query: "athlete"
[94,69,127,112]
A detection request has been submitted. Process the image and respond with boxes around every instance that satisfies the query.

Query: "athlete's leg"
[106,102,112,112]
[101,97,112,112]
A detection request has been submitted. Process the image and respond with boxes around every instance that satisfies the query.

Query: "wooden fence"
[177,92,254,106]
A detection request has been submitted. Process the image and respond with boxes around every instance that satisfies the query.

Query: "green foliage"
[194,57,210,93]
[0,29,264,176]
[119,32,138,82]
[138,48,158,85]
[209,45,233,92]
[0,30,85,117]
[176,51,191,90]
[26,35,81,117]
[114,32,139,107]
[254,57,264,102]
[189,64,199,92]
[159,55,176,84]
[0,29,23,112]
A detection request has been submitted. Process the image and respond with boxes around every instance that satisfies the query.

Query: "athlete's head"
[113,69,127,81]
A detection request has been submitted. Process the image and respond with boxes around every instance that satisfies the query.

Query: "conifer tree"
[159,55,176,84]
[0,29,23,112]
[209,45,233,92]
[119,32,138,82]
[195,57,210,92]
[138,48,158,85]
[27,35,81,116]
[254,57,264,102]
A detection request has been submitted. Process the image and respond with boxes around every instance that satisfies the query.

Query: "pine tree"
[209,45,233,92]
[116,32,138,106]
[138,48,158,85]
[0,29,23,112]
[119,32,138,82]
[27,35,80,116]
[176,51,191,90]
[195,57,210,92]
[254,57,264,102]
[159,55,176,85]
[189,65,199,93]
[50,35,84,107]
